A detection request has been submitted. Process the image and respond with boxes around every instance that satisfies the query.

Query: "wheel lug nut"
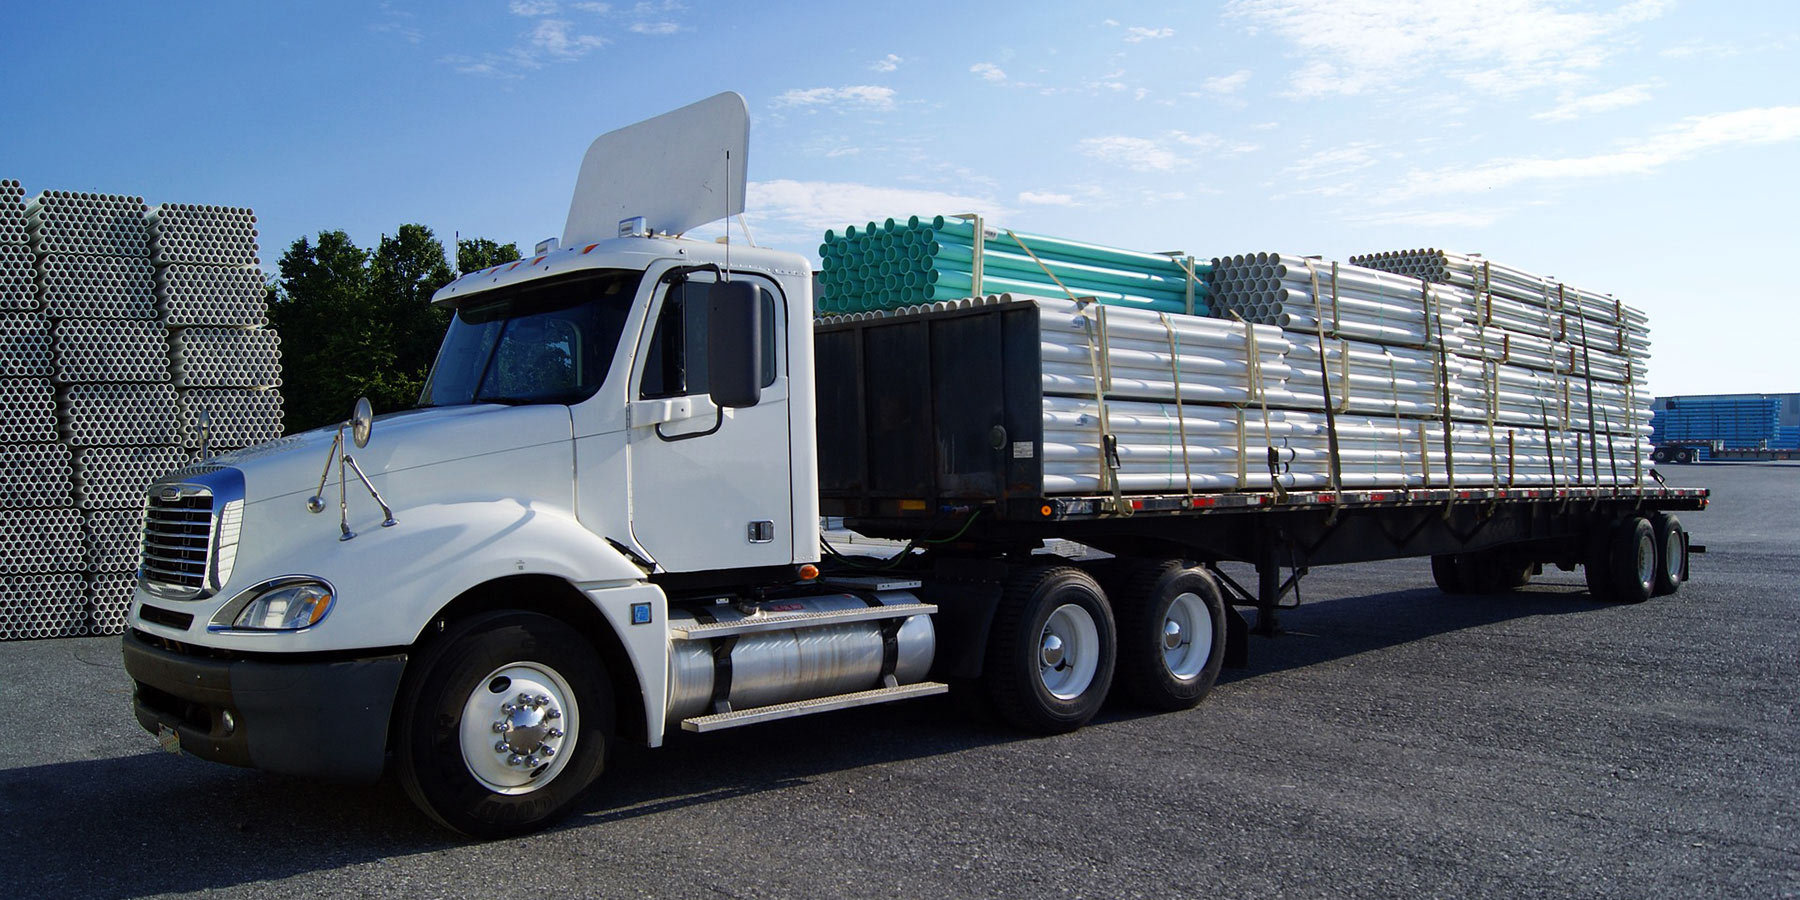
[524,756,540,768]
[546,708,561,720]
[536,694,550,707]
[539,745,556,757]
[495,741,510,753]
[547,728,563,739]
[492,721,507,733]
[507,754,524,766]
[516,692,531,705]
[501,703,515,714]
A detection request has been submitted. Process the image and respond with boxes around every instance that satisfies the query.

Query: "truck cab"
[121,94,951,837]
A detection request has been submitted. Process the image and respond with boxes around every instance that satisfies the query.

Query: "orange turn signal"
[798,564,819,581]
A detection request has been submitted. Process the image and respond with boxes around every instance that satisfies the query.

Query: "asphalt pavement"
[1,462,1794,898]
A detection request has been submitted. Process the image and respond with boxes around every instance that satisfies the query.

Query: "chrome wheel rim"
[1039,603,1100,700]
[1664,530,1682,581]
[459,661,578,795]
[1635,532,1656,585]
[1161,592,1213,680]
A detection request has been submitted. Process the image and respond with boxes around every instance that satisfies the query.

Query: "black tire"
[1678,448,1696,464]
[1650,447,1668,463]
[982,565,1116,734]
[1105,560,1227,711]
[1431,554,1471,594]
[394,611,614,838]
[1435,551,1531,594]
[1588,518,1655,604]
[1650,513,1686,596]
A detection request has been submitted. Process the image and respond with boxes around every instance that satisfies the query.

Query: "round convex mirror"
[352,397,374,448]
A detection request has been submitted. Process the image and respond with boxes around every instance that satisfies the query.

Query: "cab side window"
[640,281,778,400]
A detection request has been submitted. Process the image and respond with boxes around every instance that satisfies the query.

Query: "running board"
[679,681,950,733]
[670,602,936,640]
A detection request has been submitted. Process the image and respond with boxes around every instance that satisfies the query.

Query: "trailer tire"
[1434,552,1531,594]
[1430,554,1471,594]
[1588,518,1655,604]
[1650,513,1686,596]
[1106,560,1226,711]
[394,610,613,838]
[1651,447,1668,463]
[983,565,1115,734]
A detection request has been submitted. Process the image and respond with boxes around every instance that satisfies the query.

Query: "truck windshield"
[419,268,643,407]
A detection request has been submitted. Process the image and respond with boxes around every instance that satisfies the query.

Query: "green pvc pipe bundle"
[817,215,1213,316]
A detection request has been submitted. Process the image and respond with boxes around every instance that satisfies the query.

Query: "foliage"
[270,226,518,433]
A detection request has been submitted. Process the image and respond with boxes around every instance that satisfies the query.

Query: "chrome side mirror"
[351,397,374,448]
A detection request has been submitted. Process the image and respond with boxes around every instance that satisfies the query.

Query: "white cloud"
[509,0,558,15]
[629,20,680,34]
[1392,106,1800,198]
[530,18,605,59]
[1226,0,1672,98]
[1018,191,1076,206]
[1102,18,1120,26]
[1079,131,1256,171]
[1078,136,1185,172]
[1348,208,1505,228]
[1284,142,1383,180]
[771,85,897,112]
[1533,83,1654,121]
[745,180,1008,245]
[1124,26,1175,42]
[571,2,611,11]
[971,62,1007,82]
[871,53,903,73]
[1199,69,1252,95]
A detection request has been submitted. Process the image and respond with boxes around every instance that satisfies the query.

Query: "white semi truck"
[121,94,1707,837]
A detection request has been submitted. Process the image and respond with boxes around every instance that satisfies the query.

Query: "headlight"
[214,579,335,631]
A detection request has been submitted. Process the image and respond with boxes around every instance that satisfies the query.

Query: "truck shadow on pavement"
[0,580,1606,897]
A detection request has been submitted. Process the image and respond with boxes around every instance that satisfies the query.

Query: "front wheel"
[983,565,1116,734]
[394,611,614,838]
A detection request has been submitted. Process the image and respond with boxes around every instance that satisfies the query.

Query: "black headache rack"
[813,298,1709,567]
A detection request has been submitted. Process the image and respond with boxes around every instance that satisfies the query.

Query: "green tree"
[270,225,484,434]
[457,237,521,274]
[270,230,380,432]
[371,224,456,410]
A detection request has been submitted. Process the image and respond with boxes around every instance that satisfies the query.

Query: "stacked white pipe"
[1350,249,1653,480]
[0,180,285,641]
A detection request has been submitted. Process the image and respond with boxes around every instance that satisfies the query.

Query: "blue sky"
[2,0,1795,396]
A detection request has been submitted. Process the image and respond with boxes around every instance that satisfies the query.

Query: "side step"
[669,602,936,640]
[680,681,950,733]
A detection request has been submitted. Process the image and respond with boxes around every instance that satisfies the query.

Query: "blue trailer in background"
[1651,393,1800,462]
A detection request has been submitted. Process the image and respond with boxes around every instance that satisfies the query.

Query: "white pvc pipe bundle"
[0,179,26,247]
[0,243,35,311]
[38,255,157,319]
[0,573,89,640]
[178,388,283,450]
[147,204,259,267]
[51,319,169,383]
[159,264,268,326]
[171,328,282,388]
[0,314,53,377]
[0,379,58,442]
[26,191,150,257]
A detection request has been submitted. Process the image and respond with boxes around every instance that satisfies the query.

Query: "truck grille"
[140,493,213,594]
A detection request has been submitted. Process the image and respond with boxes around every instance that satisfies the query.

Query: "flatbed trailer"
[817,296,1707,648]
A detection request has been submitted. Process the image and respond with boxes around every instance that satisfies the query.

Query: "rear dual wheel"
[1431,551,1533,595]
[1586,517,1656,604]
[982,566,1116,733]
[1103,560,1227,711]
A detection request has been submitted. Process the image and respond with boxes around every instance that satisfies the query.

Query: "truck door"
[625,270,792,573]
